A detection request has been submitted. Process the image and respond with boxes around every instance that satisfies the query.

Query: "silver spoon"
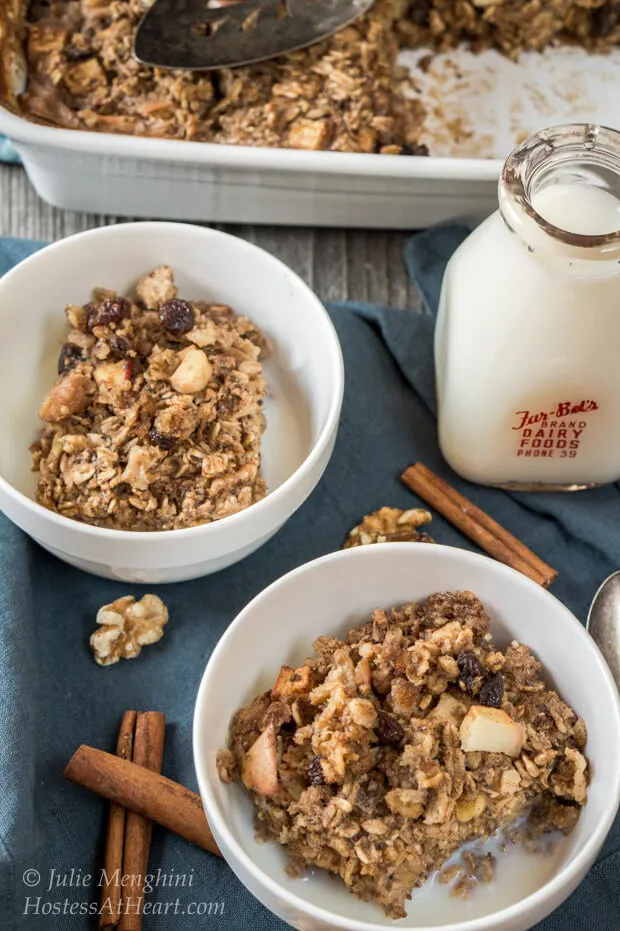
[134,0,376,71]
[587,570,620,688]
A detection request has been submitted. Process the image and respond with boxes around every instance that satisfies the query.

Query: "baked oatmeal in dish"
[13,0,620,153]
[31,267,268,530]
[217,591,589,919]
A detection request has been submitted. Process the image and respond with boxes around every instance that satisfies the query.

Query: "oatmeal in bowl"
[194,544,620,931]
[216,591,589,919]
[32,265,268,530]
[0,221,343,582]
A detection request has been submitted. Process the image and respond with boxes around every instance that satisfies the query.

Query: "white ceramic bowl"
[194,543,620,931]
[0,221,343,583]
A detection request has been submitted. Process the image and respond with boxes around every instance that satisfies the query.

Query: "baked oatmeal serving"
[31,267,267,530]
[217,591,589,918]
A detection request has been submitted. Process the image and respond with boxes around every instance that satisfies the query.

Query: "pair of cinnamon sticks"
[99,711,166,931]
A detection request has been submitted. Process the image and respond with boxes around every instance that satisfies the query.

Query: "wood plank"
[311,229,346,303]
[0,164,421,309]
[238,225,315,290]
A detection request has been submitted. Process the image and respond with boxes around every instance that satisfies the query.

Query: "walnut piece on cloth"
[343,506,434,548]
[89,594,168,666]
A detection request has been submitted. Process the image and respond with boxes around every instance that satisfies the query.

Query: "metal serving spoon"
[134,0,376,71]
[587,570,620,688]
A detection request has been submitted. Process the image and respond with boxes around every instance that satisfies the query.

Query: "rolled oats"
[218,591,589,918]
[31,267,268,531]
[89,593,168,666]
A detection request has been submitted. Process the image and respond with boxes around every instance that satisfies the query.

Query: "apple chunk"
[272,664,314,699]
[459,706,524,758]
[241,723,279,796]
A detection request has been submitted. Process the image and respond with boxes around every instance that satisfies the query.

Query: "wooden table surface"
[0,162,422,310]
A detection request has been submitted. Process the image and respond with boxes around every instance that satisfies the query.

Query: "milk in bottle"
[435,124,620,490]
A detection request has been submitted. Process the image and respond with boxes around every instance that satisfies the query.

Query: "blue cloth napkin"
[0,227,618,931]
[0,136,20,163]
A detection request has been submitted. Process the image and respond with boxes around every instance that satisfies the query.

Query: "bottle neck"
[498,124,620,276]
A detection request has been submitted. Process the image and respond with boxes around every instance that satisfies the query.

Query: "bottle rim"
[499,123,620,262]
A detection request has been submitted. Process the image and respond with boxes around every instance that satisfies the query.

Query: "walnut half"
[343,506,434,548]
[89,594,168,667]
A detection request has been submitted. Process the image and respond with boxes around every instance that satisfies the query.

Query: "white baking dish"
[0,104,500,228]
[2,0,618,229]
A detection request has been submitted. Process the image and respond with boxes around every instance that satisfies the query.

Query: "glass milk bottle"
[435,124,620,491]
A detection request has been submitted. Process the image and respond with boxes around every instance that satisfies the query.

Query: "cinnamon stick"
[118,712,166,931]
[65,745,220,856]
[99,711,137,930]
[401,462,557,588]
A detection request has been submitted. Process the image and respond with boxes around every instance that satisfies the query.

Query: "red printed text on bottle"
[512,400,599,459]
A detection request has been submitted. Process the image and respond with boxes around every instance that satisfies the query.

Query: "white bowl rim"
[193,542,620,931]
[0,220,345,540]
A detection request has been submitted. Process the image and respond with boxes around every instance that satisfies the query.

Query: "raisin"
[592,3,619,38]
[307,756,324,786]
[149,429,176,450]
[108,335,133,358]
[87,297,131,330]
[65,47,95,62]
[376,710,405,748]
[457,650,484,695]
[479,672,505,708]
[411,0,432,26]
[401,143,430,157]
[57,343,84,375]
[132,357,146,378]
[159,299,195,336]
